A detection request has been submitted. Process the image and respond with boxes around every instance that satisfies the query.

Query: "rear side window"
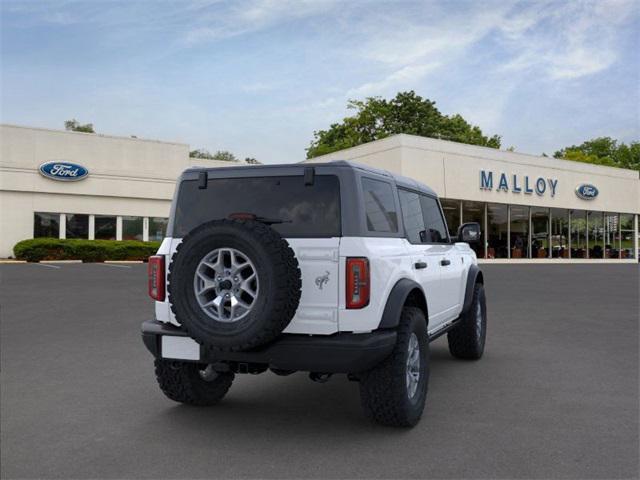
[173,175,340,238]
[398,189,425,244]
[361,178,398,233]
[420,196,449,243]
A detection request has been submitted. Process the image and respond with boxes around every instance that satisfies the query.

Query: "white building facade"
[307,134,639,263]
[0,124,237,258]
[1,126,638,262]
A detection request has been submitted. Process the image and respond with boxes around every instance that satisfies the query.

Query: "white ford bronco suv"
[142,161,487,427]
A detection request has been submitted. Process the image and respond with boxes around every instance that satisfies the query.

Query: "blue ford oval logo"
[39,161,89,182]
[575,184,598,200]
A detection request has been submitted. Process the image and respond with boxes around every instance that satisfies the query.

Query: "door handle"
[414,262,427,270]
[440,259,451,266]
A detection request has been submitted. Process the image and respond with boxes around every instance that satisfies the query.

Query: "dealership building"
[1,124,638,262]
[0,124,236,258]
[306,134,639,262]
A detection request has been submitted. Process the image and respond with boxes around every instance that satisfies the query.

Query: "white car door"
[437,243,465,320]
[397,189,448,325]
[419,195,464,325]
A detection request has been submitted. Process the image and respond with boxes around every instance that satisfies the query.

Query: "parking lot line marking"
[96,263,132,269]
[35,263,61,269]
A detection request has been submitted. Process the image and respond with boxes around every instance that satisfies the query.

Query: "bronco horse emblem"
[315,271,330,290]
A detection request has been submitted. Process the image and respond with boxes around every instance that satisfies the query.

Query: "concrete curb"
[477,258,638,264]
[40,260,83,264]
[104,260,144,264]
[0,259,27,264]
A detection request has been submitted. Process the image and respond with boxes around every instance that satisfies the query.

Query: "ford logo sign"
[39,161,89,182]
[575,184,598,200]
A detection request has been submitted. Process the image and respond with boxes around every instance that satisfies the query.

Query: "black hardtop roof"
[185,160,437,197]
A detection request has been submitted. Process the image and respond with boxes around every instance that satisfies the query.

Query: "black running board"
[428,317,461,342]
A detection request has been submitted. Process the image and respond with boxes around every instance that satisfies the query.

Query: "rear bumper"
[141,320,396,373]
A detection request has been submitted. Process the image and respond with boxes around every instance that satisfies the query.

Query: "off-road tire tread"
[447,283,486,360]
[154,359,234,406]
[167,219,301,352]
[359,307,428,427]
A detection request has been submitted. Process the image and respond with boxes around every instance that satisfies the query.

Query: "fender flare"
[462,264,484,315]
[378,279,428,329]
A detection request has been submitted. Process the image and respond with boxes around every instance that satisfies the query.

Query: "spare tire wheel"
[168,219,302,351]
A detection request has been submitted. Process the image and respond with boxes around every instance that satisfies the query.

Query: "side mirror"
[457,222,481,243]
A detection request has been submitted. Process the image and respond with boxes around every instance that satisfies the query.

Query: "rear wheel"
[154,359,234,406]
[447,282,487,360]
[358,307,429,427]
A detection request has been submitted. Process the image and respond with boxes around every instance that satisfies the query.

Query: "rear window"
[172,175,341,238]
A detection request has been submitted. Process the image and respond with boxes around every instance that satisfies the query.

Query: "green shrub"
[13,238,161,262]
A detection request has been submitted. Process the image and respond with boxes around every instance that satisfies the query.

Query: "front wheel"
[447,282,487,360]
[154,359,235,406]
[358,307,429,427]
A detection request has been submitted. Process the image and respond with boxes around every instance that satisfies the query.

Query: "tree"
[64,119,94,133]
[190,149,215,159]
[554,137,640,171]
[189,149,238,162]
[306,91,501,158]
[212,150,238,162]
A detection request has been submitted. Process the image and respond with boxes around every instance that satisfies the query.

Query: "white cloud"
[183,0,341,44]
[10,0,634,85]
[3,0,637,163]
[359,6,511,67]
[337,4,514,109]
[499,0,637,80]
[347,63,440,97]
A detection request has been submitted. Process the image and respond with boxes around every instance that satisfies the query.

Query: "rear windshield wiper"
[228,213,291,225]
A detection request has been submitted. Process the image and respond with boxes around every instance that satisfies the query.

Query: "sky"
[1,0,639,164]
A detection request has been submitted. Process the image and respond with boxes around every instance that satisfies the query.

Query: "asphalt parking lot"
[0,263,638,479]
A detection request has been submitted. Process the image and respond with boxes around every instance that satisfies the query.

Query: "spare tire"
[168,219,301,351]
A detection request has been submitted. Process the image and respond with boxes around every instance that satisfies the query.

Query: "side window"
[361,178,398,233]
[420,195,449,243]
[398,189,426,244]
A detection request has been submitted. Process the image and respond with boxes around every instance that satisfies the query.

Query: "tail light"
[148,255,165,301]
[346,257,370,309]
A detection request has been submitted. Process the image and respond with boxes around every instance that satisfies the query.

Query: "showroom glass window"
[398,189,426,243]
[509,205,529,259]
[149,217,168,241]
[440,199,461,238]
[122,216,143,241]
[550,209,569,258]
[66,214,89,239]
[462,201,485,257]
[620,214,636,259]
[362,178,398,233]
[588,211,604,258]
[603,213,619,259]
[420,195,449,243]
[34,212,59,238]
[531,207,550,259]
[487,203,508,259]
[95,215,116,240]
[571,210,587,258]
